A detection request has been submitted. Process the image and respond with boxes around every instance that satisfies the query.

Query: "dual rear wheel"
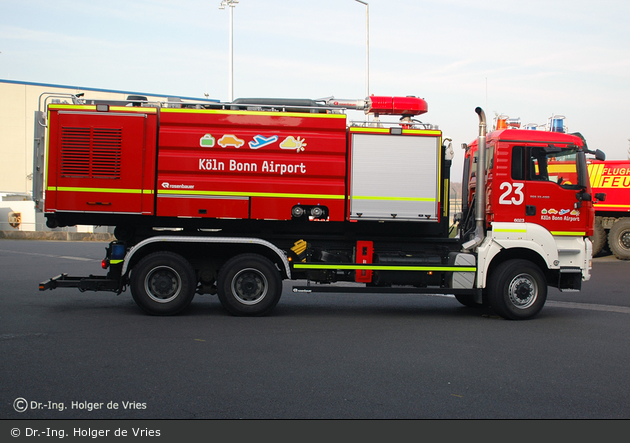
[130,252,282,316]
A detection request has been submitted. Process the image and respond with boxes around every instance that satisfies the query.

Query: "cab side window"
[512,146,550,181]
[511,146,526,180]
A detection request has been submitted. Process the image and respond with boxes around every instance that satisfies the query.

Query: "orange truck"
[587,160,630,259]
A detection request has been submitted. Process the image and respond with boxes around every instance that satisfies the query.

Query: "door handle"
[526,205,536,216]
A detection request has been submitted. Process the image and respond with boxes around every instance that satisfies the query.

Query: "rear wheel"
[217,254,282,316]
[608,218,630,260]
[487,259,547,320]
[130,252,196,315]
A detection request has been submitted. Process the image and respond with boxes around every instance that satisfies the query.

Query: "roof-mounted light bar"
[324,95,428,116]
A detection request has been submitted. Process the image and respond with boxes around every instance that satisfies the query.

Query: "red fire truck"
[33,93,604,319]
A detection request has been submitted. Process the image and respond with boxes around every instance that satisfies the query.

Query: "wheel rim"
[231,268,268,305]
[144,266,182,303]
[619,229,630,250]
[508,273,538,310]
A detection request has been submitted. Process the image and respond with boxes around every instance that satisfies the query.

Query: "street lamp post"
[354,0,369,98]
[219,0,239,102]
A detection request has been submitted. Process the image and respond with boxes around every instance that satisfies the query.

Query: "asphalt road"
[1,239,629,419]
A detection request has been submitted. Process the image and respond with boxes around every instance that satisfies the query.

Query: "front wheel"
[217,254,282,316]
[130,252,197,315]
[487,259,547,320]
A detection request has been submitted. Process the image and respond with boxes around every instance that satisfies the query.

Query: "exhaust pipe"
[463,107,487,251]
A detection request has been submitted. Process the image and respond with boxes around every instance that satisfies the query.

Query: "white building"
[0,79,215,231]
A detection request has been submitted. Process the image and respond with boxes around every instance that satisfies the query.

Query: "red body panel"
[45,107,157,216]
[156,109,348,221]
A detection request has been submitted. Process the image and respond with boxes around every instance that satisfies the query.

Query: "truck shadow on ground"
[186,294,500,320]
[45,290,578,321]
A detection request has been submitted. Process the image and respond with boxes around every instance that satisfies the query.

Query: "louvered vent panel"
[60,127,91,177]
[61,127,122,179]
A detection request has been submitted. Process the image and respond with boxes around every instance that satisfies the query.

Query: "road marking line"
[0,249,99,262]
[546,300,630,314]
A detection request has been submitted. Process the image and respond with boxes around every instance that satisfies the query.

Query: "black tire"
[487,259,547,320]
[608,218,630,260]
[590,216,606,257]
[217,254,282,316]
[130,251,196,315]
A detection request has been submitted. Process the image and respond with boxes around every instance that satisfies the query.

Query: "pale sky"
[2,0,629,173]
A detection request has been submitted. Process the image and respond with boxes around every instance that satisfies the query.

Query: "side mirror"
[575,191,592,208]
[576,192,592,202]
[595,149,606,161]
[595,192,607,202]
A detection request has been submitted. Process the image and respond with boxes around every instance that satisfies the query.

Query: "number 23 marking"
[499,182,524,205]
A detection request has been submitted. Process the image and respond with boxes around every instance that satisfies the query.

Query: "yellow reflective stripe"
[494,228,527,233]
[48,105,157,114]
[588,163,605,187]
[402,129,441,136]
[49,105,95,110]
[551,231,586,236]
[294,264,476,272]
[48,186,143,194]
[110,106,157,113]
[350,127,389,133]
[161,108,346,119]
[48,186,340,199]
[349,127,441,136]
[158,189,344,200]
[352,195,436,202]
[495,228,585,236]
[110,259,124,265]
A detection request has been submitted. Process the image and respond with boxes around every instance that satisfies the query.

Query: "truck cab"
[458,114,602,318]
